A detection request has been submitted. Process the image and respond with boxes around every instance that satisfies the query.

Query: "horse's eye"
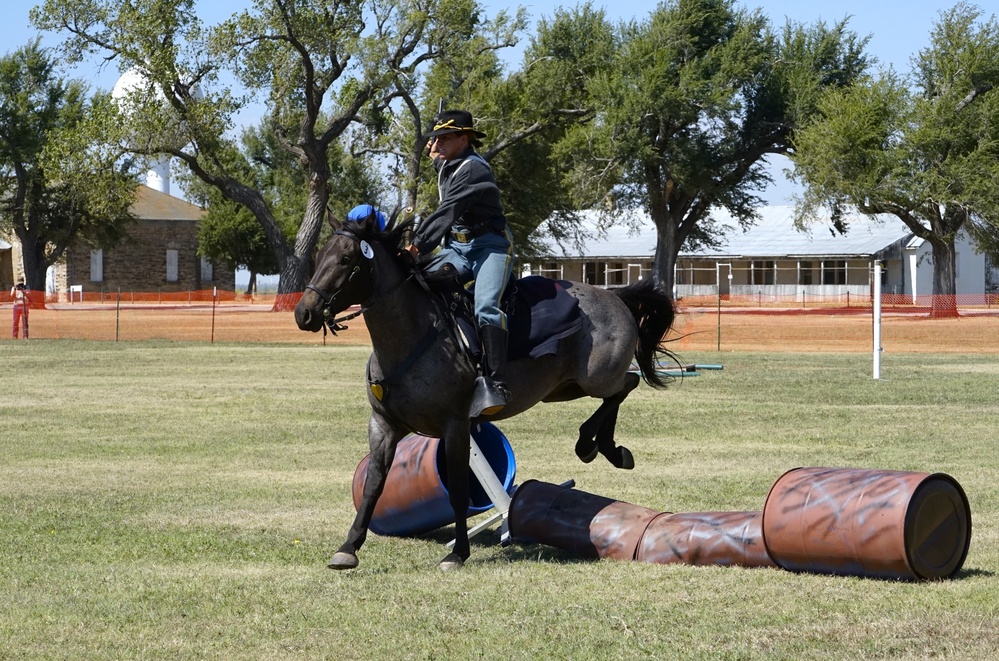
[340,255,351,265]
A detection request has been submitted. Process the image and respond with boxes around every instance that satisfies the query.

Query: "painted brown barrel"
[352,423,516,537]
[762,467,971,580]
[507,480,661,560]
[635,511,777,568]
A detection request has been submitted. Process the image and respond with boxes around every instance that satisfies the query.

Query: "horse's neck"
[363,269,443,366]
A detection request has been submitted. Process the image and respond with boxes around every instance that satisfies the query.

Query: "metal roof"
[538,206,914,259]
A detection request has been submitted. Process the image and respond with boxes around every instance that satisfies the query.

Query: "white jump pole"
[873,260,882,380]
[447,433,514,548]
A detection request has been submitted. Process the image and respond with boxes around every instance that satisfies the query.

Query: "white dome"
[112,66,171,195]
[111,66,164,103]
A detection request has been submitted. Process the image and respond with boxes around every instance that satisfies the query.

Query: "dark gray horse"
[294,215,677,570]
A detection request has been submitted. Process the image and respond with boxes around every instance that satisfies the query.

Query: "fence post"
[211,287,217,344]
[116,288,121,342]
[873,260,882,380]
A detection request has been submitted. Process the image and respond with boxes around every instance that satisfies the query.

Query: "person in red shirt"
[11,277,29,339]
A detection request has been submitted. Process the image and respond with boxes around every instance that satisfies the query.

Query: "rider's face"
[431,132,469,161]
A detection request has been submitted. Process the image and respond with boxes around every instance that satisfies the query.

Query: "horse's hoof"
[327,552,359,570]
[613,445,635,470]
[439,553,465,571]
[575,438,598,463]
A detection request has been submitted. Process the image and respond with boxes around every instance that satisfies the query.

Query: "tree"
[555,0,870,294]
[372,3,608,260]
[0,40,137,295]
[32,0,500,307]
[791,3,999,317]
[187,114,380,294]
[485,3,617,259]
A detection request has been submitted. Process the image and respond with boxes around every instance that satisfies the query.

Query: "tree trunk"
[652,224,679,297]
[15,227,49,308]
[929,238,959,318]
[649,200,683,298]
[271,179,329,310]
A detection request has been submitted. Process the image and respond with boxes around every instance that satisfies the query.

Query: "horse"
[294,214,678,571]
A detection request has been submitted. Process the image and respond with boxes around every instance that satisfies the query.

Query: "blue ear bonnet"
[346,204,387,231]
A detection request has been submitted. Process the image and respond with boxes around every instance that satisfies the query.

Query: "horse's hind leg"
[575,372,640,469]
[329,414,401,570]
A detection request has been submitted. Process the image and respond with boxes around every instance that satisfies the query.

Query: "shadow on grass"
[418,526,597,566]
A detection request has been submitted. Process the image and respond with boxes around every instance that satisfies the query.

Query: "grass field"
[1,341,998,659]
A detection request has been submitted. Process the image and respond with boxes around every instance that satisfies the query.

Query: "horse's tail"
[614,279,678,389]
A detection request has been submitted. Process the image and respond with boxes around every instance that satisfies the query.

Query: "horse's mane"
[338,209,415,263]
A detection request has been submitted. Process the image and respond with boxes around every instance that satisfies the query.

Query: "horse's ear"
[327,208,342,231]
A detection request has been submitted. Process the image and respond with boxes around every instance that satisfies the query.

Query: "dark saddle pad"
[444,275,583,361]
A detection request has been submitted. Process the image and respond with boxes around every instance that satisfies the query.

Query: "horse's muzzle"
[294,298,325,332]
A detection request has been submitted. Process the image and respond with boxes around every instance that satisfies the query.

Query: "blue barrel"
[352,423,516,536]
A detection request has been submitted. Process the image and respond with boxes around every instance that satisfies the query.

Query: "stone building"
[1,184,234,302]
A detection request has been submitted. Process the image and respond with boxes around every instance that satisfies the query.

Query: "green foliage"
[792,3,999,307]
[547,0,870,291]
[0,39,138,289]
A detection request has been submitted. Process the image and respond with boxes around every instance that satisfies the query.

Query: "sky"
[1,0,953,204]
[1,0,959,283]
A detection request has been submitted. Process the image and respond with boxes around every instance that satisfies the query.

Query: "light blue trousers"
[425,227,514,330]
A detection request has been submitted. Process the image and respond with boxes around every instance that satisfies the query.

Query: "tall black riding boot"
[469,325,510,418]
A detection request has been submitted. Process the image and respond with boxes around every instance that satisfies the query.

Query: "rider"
[404,109,514,418]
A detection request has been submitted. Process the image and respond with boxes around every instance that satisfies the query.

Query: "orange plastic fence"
[2,290,998,352]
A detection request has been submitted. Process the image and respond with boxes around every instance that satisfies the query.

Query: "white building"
[527,207,994,304]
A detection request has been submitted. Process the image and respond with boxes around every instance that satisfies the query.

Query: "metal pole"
[116,287,121,342]
[211,286,217,343]
[716,263,721,351]
[873,260,882,380]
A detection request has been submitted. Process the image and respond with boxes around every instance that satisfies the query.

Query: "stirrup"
[469,376,509,418]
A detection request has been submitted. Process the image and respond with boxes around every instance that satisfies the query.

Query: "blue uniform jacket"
[412,147,507,254]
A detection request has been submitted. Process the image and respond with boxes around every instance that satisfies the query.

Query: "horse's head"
[295,209,411,333]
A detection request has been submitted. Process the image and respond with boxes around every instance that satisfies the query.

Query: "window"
[752,260,775,285]
[166,249,179,282]
[200,257,213,282]
[823,260,846,285]
[583,262,599,285]
[90,250,104,283]
[799,261,813,285]
[610,262,624,285]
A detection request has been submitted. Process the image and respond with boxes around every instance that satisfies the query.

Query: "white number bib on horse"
[360,241,375,260]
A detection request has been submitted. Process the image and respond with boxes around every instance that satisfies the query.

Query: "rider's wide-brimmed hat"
[424,109,487,140]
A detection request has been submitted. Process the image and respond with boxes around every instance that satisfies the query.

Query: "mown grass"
[1,340,997,660]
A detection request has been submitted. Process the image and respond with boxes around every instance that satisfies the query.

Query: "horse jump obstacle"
[353,426,971,580]
[507,467,971,581]
[351,423,516,540]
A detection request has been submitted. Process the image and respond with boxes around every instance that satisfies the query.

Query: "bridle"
[304,228,410,335]
[305,224,475,405]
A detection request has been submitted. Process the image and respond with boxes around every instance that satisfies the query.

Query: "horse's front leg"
[329,412,404,570]
[439,417,472,571]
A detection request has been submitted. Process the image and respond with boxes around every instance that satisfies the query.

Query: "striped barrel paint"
[352,423,516,537]
[507,480,661,560]
[762,467,971,580]
[635,511,777,568]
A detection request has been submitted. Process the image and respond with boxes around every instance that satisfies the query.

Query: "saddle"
[421,264,583,362]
